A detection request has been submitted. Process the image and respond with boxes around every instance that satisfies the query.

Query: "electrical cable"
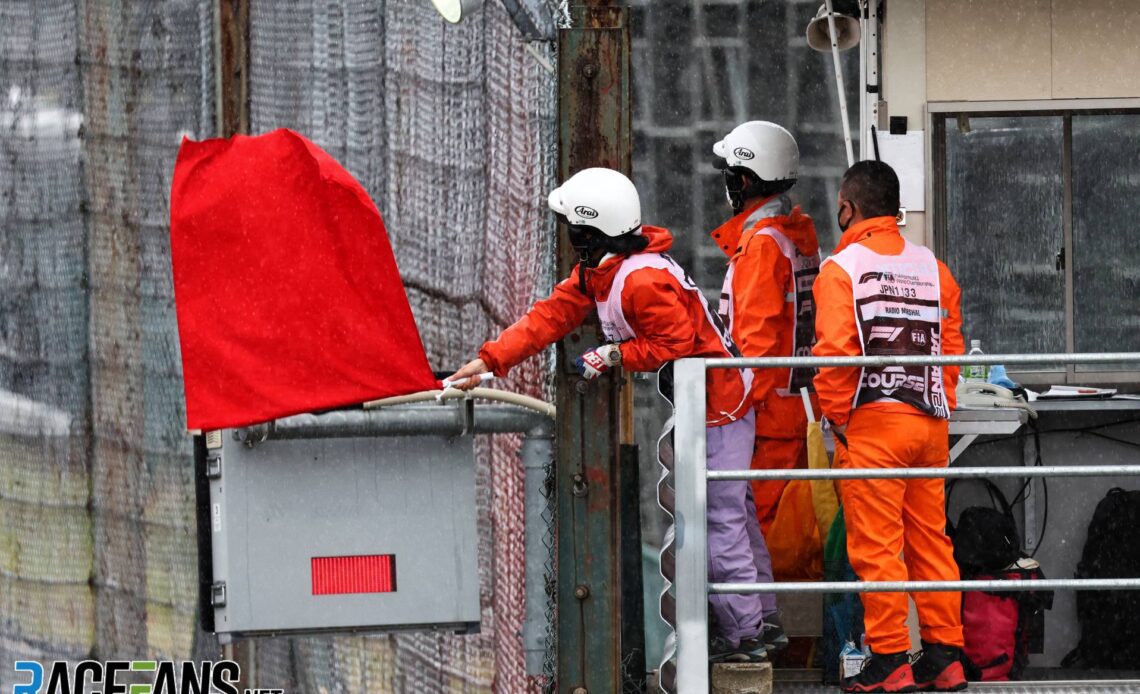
[955,415,1134,556]
[1030,424,1049,558]
[959,415,1140,449]
[1077,429,1140,450]
[955,417,1140,515]
[1026,421,1048,558]
[949,415,1140,556]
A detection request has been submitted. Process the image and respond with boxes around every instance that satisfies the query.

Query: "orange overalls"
[711,196,821,534]
[812,216,965,654]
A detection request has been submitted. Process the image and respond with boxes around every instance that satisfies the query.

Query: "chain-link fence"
[1,1,558,692]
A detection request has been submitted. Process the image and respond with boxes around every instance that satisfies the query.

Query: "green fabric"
[823,506,849,581]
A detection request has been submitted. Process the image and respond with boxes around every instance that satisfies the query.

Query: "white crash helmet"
[713,121,799,183]
[548,167,642,238]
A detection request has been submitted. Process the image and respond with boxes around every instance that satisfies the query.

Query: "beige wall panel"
[926,0,1052,101]
[884,0,927,124]
[883,2,930,245]
[902,213,927,247]
[1052,0,1140,98]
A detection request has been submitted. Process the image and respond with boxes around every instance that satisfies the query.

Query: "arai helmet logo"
[575,205,599,219]
[733,147,755,161]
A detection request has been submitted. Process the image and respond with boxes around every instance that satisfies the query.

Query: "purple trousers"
[707,411,777,645]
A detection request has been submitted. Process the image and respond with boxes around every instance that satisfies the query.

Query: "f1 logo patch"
[868,326,903,342]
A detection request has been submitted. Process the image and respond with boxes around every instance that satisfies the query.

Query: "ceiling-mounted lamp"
[430,0,484,24]
[806,0,861,52]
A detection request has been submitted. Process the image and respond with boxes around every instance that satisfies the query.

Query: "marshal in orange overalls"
[812,216,966,654]
[711,195,821,535]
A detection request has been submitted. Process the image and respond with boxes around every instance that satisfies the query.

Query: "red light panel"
[311,554,396,595]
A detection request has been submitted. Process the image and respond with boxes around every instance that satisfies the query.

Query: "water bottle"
[966,339,988,381]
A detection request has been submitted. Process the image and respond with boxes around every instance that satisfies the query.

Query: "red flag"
[170,129,437,430]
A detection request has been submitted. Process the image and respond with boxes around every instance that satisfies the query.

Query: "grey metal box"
[199,430,480,640]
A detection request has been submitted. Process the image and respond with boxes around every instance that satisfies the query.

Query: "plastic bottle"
[966,339,988,381]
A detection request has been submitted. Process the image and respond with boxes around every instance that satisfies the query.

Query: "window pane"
[944,115,1065,361]
[1071,114,1140,369]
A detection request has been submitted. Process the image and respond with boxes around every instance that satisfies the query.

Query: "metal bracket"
[460,398,474,438]
[948,434,977,462]
[211,581,227,607]
[234,423,268,448]
[206,454,223,479]
[571,473,588,498]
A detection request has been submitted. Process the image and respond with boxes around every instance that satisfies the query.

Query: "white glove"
[575,344,622,380]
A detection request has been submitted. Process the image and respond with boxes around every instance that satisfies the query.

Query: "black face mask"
[723,169,749,215]
[560,215,649,294]
[836,201,855,232]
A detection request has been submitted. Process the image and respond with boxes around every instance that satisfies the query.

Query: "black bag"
[1061,487,1140,670]
[946,479,1021,576]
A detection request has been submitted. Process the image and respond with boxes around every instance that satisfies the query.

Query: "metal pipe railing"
[711,578,1140,594]
[668,352,1140,694]
[710,464,1140,481]
[248,403,552,440]
[706,351,1140,369]
[520,423,555,676]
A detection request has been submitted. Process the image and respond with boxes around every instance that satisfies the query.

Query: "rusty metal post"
[215,0,249,137]
[213,0,252,684]
[556,5,635,692]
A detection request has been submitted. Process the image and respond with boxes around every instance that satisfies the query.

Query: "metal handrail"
[706,351,1140,369]
[711,578,1140,594]
[667,352,1140,694]
[710,464,1140,481]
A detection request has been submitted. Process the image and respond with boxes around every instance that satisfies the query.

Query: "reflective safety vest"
[597,252,754,422]
[718,226,821,397]
[824,240,949,419]
[716,197,787,335]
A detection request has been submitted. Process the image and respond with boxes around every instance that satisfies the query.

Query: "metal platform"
[768,670,1140,694]
[649,669,1140,694]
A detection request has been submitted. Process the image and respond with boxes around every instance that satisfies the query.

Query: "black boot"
[842,651,917,693]
[911,641,967,692]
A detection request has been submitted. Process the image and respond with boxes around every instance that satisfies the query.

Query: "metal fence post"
[673,358,709,693]
[556,7,632,690]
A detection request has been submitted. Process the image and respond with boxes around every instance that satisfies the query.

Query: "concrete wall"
[882,0,1140,246]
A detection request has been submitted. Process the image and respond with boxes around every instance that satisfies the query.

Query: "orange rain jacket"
[710,197,821,439]
[812,216,964,427]
[479,226,752,425]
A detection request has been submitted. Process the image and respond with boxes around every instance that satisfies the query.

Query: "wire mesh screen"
[0,0,217,686]
[82,0,216,662]
[0,0,90,675]
[249,3,557,690]
[1,0,558,692]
